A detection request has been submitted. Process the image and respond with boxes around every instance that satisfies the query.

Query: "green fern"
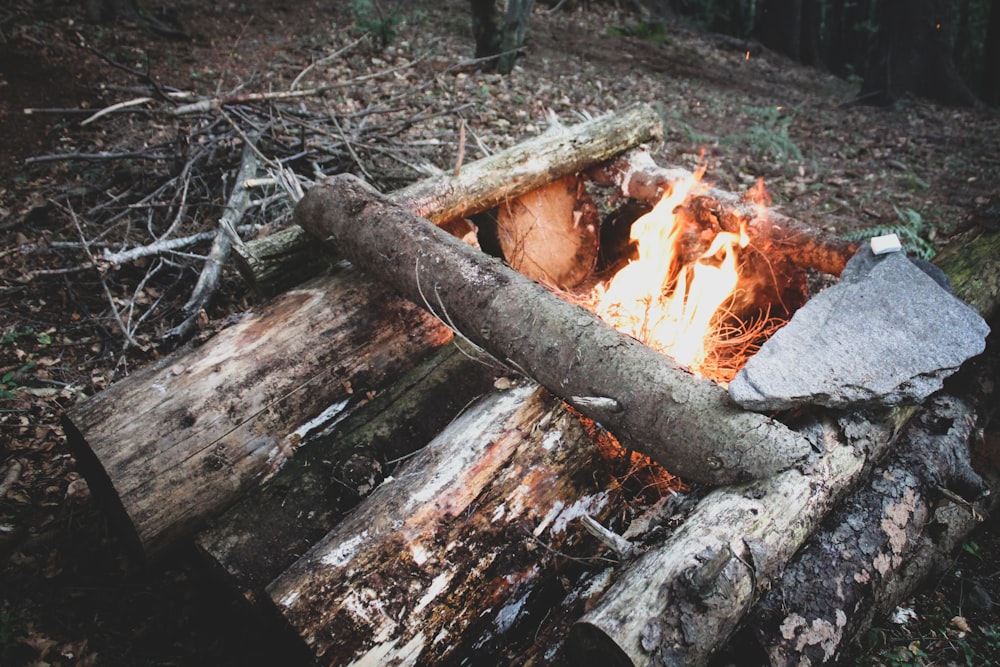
[842,205,937,260]
[722,106,802,162]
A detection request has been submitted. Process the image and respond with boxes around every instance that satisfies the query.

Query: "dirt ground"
[1,1,999,665]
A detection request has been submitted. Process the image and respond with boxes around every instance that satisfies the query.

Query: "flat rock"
[729,248,990,411]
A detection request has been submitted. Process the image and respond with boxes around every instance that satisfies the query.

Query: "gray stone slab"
[728,248,990,411]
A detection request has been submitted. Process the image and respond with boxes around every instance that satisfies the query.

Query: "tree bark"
[294,174,813,486]
[469,0,536,74]
[860,0,978,106]
[265,382,624,665]
[569,407,910,667]
[234,102,662,295]
[194,344,504,601]
[735,230,1000,665]
[64,266,453,558]
[747,384,999,665]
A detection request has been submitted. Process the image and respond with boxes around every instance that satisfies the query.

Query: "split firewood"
[294,173,813,485]
[496,174,599,289]
[234,102,663,294]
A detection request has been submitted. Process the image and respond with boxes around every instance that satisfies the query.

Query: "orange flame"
[593,171,752,379]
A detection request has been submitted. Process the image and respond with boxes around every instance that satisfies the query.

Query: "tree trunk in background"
[860,0,978,106]
[984,0,1000,106]
[469,0,536,74]
[826,0,874,78]
[756,0,802,61]
[754,0,821,66]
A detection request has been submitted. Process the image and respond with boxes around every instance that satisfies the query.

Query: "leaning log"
[234,102,663,294]
[265,381,625,665]
[64,266,453,557]
[295,174,813,485]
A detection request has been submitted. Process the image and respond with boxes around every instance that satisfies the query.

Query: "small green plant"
[352,0,403,49]
[723,106,803,163]
[842,205,937,260]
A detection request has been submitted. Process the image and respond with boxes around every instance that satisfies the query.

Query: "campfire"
[64,105,996,667]
[590,171,787,384]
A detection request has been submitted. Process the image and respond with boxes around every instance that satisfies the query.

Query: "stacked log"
[64,104,664,558]
[62,99,1000,666]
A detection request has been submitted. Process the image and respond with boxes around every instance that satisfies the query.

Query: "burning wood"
[294,174,813,485]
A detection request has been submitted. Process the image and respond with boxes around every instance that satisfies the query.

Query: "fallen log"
[64,266,453,557]
[194,344,504,601]
[265,382,626,665]
[738,230,1000,665]
[747,383,999,665]
[568,228,1000,666]
[294,174,813,485]
[234,102,664,295]
[569,407,907,667]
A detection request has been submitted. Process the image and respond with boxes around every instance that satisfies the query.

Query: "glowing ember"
[592,171,756,380]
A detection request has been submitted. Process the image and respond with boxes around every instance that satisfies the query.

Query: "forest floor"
[2,0,1000,665]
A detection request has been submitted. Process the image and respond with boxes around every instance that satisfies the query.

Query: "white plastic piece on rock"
[871,233,903,255]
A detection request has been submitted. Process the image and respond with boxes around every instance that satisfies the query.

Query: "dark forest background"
[634,0,1000,107]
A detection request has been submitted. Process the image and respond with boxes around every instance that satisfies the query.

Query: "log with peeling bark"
[568,228,1000,667]
[64,266,452,557]
[194,344,504,601]
[747,386,999,665]
[265,382,625,666]
[569,407,908,667]
[234,102,664,294]
[294,174,813,485]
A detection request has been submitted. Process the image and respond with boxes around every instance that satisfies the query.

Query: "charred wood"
[590,148,858,277]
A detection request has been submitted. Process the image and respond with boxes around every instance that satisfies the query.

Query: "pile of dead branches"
[19,36,479,361]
